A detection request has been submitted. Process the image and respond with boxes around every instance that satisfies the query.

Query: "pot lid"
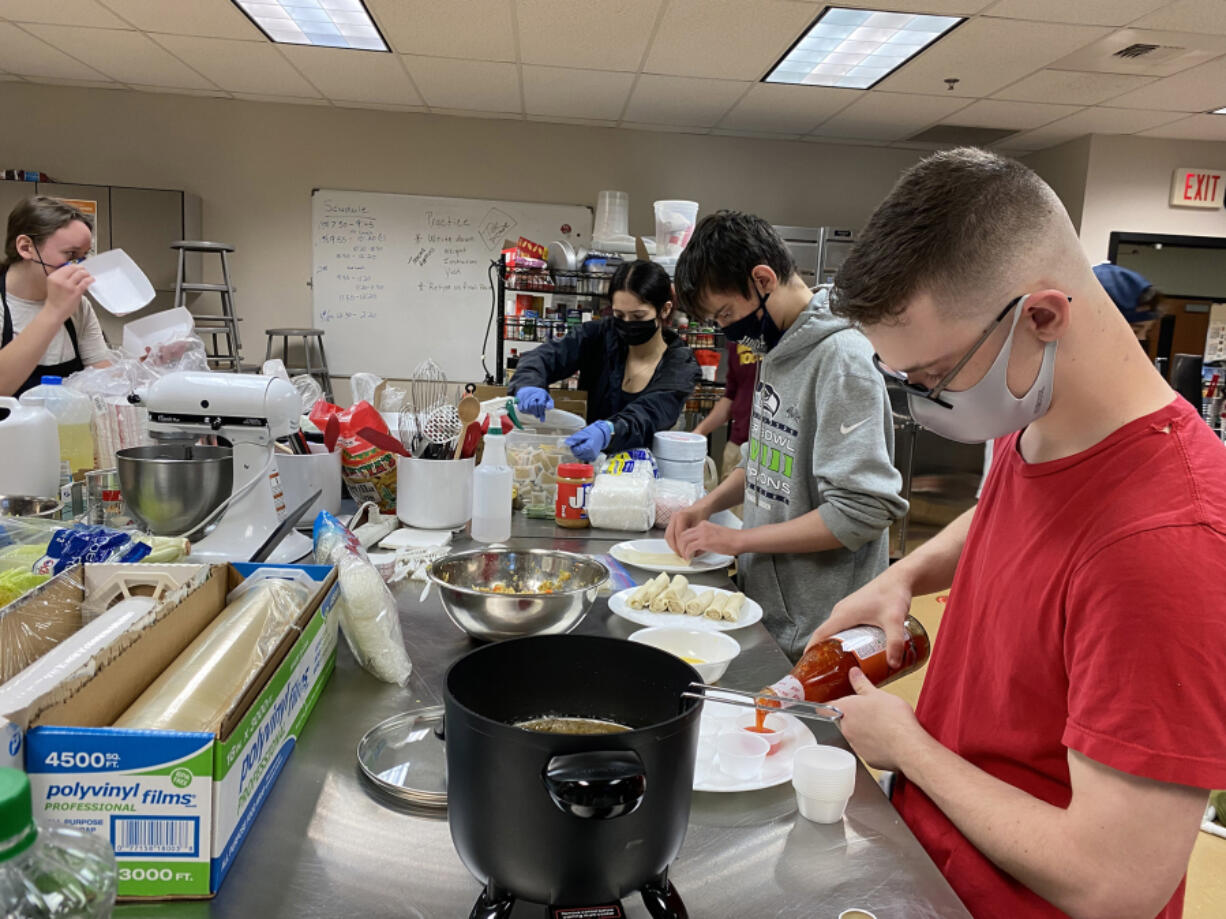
[356,706,447,809]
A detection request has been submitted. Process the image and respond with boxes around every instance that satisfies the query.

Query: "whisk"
[409,359,457,456]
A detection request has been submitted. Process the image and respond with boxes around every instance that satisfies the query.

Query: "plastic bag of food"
[291,374,324,415]
[113,574,313,732]
[309,400,398,512]
[599,448,659,478]
[653,479,704,529]
[0,518,186,576]
[313,511,412,686]
[588,473,656,531]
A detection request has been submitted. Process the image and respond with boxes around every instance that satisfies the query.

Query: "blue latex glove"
[515,386,554,422]
[566,420,613,463]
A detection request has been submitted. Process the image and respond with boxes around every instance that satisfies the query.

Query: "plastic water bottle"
[19,377,94,477]
[471,427,512,543]
[0,768,117,917]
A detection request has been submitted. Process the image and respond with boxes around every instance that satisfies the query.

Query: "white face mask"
[907,297,1058,444]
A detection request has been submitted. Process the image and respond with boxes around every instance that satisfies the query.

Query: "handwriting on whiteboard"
[478,207,516,249]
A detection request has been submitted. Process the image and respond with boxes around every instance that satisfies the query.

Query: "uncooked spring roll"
[667,586,695,615]
[685,590,714,617]
[705,591,728,621]
[630,572,669,610]
[720,592,745,622]
[651,574,688,613]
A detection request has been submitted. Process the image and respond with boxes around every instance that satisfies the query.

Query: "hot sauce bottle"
[754,618,931,728]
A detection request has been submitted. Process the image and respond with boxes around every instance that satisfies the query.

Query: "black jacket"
[508,318,701,453]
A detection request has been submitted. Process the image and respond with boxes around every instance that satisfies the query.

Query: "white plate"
[80,248,155,316]
[608,587,762,632]
[693,712,817,793]
[609,539,733,574]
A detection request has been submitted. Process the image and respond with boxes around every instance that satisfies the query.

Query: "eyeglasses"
[872,295,1026,409]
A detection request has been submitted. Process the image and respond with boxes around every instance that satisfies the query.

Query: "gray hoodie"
[739,288,908,661]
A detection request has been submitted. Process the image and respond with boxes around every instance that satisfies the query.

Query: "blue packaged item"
[32,524,151,575]
[600,448,659,478]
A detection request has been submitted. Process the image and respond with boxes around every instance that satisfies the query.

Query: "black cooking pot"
[444,634,702,907]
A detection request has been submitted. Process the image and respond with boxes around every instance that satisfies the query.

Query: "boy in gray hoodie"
[668,211,907,660]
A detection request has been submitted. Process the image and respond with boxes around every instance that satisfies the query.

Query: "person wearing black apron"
[0,195,99,397]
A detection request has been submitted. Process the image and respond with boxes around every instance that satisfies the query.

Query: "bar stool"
[264,328,334,402]
[172,241,242,372]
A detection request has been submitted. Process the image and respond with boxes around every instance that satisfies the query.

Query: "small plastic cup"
[795,789,852,823]
[792,744,856,823]
[734,711,788,754]
[716,731,768,779]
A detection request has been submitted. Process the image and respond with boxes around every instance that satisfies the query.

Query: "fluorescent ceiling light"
[1213,107,1226,114]
[765,7,962,90]
[232,0,388,51]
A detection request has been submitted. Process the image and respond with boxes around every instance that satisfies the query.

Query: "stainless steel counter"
[115,519,969,918]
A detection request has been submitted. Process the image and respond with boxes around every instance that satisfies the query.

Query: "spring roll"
[668,586,695,615]
[720,592,745,622]
[651,574,688,613]
[705,591,728,620]
[631,572,669,610]
[685,589,714,617]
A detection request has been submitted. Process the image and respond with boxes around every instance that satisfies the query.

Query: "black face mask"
[721,288,783,354]
[613,316,659,347]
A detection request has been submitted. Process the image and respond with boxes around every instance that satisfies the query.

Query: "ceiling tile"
[368,0,514,60]
[802,134,891,147]
[1037,105,1188,135]
[0,0,125,28]
[875,18,1112,98]
[643,0,818,80]
[993,128,1079,152]
[718,82,857,134]
[151,35,322,97]
[1102,55,1226,112]
[21,24,216,89]
[1138,112,1226,141]
[982,0,1166,26]
[944,98,1081,130]
[0,23,110,81]
[992,69,1157,105]
[97,0,255,39]
[1050,28,1226,77]
[522,66,634,120]
[518,0,663,71]
[831,0,993,13]
[623,74,749,127]
[280,45,422,106]
[810,90,971,141]
[231,93,331,106]
[402,56,520,112]
[1132,0,1226,35]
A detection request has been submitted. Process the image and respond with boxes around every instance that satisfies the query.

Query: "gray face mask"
[908,296,1058,444]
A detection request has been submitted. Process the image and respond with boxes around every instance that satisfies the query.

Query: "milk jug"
[0,397,60,497]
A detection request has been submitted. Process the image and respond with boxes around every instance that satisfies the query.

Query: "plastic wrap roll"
[587,473,655,531]
[113,578,311,733]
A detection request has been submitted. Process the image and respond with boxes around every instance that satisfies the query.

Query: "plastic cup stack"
[716,731,768,779]
[792,744,857,824]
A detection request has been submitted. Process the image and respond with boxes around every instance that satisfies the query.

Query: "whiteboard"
[311,189,592,379]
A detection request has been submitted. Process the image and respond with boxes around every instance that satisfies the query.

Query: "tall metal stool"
[172,241,242,372]
[264,328,334,402]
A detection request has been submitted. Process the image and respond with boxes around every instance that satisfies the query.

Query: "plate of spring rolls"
[609,539,734,574]
[608,573,762,631]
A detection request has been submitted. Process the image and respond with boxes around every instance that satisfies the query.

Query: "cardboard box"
[6,562,338,900]
[473,383,588,417]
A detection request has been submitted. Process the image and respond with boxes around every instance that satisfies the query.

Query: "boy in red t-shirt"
[693,340,760,479]
[812,148,1226,919]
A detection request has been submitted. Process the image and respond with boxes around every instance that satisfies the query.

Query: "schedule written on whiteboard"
[311,189,591,380]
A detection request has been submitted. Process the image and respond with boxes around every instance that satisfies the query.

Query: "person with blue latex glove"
[515,385,553,421]
[504,259,700,459]
[565,420,613,463]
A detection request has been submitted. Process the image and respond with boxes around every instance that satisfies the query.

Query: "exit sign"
[1171,167,1225,209]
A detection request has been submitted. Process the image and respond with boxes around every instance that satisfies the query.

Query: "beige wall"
[1023,136,1091,231]
[0,81,929,400]
[1079,134,1226,263]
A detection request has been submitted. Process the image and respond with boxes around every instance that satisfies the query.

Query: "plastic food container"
[506,430,578,517]
[654,200,699,257]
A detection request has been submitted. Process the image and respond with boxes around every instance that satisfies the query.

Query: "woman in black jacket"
[508,259,700,462]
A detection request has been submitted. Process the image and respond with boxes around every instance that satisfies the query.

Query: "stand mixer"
[125,372,313,564]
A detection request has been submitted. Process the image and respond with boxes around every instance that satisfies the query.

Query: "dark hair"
[674,210,796,317]
[3,196,94,268]
[832,148,1055,326]
[609,259,673,315]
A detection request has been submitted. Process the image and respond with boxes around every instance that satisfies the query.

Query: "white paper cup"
[795,789,851,824]
[717,731,768,779]
[792,744,857,798]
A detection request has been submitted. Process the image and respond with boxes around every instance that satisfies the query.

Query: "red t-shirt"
[723,341,760,444]
[895,397,1226,918]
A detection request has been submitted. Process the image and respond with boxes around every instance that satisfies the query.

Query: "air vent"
[906,125,1019,146]
[1112,42,1188,64]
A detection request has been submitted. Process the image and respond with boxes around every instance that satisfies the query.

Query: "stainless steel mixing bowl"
[116,444,233,536]
[428,548,610,642]
[0,495,63,519]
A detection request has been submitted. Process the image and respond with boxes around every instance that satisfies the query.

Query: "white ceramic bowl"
[627,627,740,683]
